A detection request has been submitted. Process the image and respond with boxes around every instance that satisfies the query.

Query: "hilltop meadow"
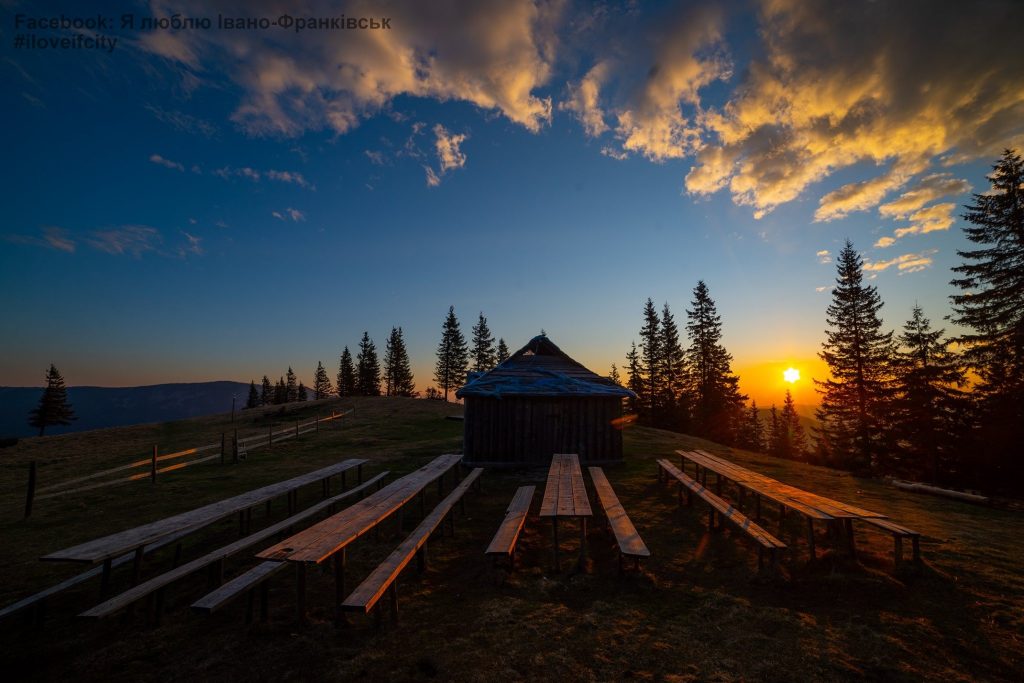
[0,397,1021,682]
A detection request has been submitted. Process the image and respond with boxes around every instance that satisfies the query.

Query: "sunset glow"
[784,368,801,384]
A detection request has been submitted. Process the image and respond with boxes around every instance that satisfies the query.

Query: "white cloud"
[814,161,921,222]
[874,236,896,248]
[424,166,441,187]
[214,166,312,189]
[816,250,831,264]
[179,231,204,256]
[86,225,161,257]
[560,61,610,137]
[893,203,957,238]
[879,173,971,219]
[5,226,76,252]
[863,249,938,274]
[139,0,559,137]
[149,153,184,172]
[424,124,468,186]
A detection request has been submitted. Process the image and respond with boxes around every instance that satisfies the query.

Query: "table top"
[539,453,592,518]
[257,453,462,564]
[678,450,886,520]
[42,459,368,564]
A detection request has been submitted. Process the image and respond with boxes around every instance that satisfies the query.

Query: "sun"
[783,367,800,383]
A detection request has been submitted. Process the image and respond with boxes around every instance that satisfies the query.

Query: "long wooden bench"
[342,468,483,622]
[485,486,535,569]
[588,467,650,573]
[658,459,785,573]
[861,517,921,566]
[80,471,388,619]
[191,560,284,623]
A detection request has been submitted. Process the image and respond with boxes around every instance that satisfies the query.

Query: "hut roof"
[455,335,636,399]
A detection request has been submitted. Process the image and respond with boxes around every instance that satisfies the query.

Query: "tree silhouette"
[355,331,381,396]
[625,341,643,415]
[434,306,468,401]
[297,382,308,401]
[285,367,298,402]
[496,338,510,364]
[337,347,355,398]
[313,361,333,399]
[260,375,272,406]
[28,364,76,436]
[470,312,497,372]
[245,380,259,409]
[638,298,662,424]
[659,302,689,430]
[815,241,895,473]
[384,326,416,396]
[274,377,287,404]
[950,149,1024,489]
[778,389,807,459]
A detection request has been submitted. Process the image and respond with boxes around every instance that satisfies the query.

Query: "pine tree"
[740,401,764,452]
[355,332,381,396]
[496,338,510,364]
[313,361,333,399]
[297,382,308,401]
[245,380,259,409]
[892,305,968,484]
[778,389,808,460]
[625,341,644,415]
[815,241,895,474]
[274,377,287,404]
[609,363,621,385]
[28,364,76,436]
[659,302,689,430]
[337,347,356,398]
[950,149,1024,489]
[285,367,298,402]
[767,404,780,457]
[260,375,272,406]
[384,326,416,397]
[638,298,662,424]
[685,281,747,444]
[434,306,469,401]
[470,312,497,372]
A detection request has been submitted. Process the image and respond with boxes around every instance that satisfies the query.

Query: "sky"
[2,0,1023,409]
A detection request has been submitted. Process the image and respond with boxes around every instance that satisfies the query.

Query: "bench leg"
[260,582,270,622]
[912,536,921,563]
[579,517,588,566]
[341,471,347,490]
[334,549,347,627]
[131,546,144,586]
[296,563,307,624]
[806,519,816,561]
[755,495,762,523]
[419,490,426,517]
[100,558,113,598]
[708,509,715,532]
[894,536,903,568]
[246,588,255,624]
[844,519,857,560]
[552,518,560,572]
[389,584,399,624]
[357,463,363,484]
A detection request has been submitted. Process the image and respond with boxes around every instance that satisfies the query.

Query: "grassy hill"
[0,397,1020,681]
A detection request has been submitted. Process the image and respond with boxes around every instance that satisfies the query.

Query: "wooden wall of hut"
[462,396,624,466]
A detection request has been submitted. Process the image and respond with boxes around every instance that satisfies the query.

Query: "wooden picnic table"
[41,459,367,591]
[677,450,886,557]
[256,453,462,621]
[539,453,592,571]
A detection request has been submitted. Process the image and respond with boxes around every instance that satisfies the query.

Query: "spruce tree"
[638,298,662,424]
[274,377,287,404]
[496,338,510,364]
[950,149,1024,489]
[685,281,746,444]
[297,382,308,401]
[659,302,688,430]
[892,305,967,484]
[337,347,356,398]
[815,241,895,474]
[28,364,76,436]
[740,401,764,452]
[384,326,416,397]
[434,306,469,401]
[260,375,272,406]
[245,380,259,409]
[285,367,298,402]
[313,361,333,399]
[767,404,780,457]
[609,363,621,385]
[470,312,497,372]
[625,341,644,415]
[779,389,808,460]
[355,332,381,396]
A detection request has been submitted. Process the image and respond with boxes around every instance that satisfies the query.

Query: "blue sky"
[2,0,1022,407]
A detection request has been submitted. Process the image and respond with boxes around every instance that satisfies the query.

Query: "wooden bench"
[80,471,388,620]
[588,467,650,573]
[342,468,483,622]
[191,560,284,623]
[861,517,921,566]
[485,486,535,569]
[658,459,786,573]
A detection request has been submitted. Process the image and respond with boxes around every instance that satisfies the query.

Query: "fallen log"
[889,478,989,505]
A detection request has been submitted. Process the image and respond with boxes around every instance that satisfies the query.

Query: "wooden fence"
[23,410,352,512]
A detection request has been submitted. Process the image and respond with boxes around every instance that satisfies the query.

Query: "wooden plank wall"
[463,397,623,465]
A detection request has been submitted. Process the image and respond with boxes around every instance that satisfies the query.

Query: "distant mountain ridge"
[0,381,252,438]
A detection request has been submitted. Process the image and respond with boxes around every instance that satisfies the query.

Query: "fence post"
[151,445,158,483]
[233,429,239,464]
[24,461,37,519]
[220,432,225,464]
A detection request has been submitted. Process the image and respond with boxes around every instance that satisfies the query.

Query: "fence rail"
[25,409,352,507]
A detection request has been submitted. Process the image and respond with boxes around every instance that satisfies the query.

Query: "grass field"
[0,397,1021,681]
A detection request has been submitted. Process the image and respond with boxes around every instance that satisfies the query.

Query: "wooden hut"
[456,335,635,467]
